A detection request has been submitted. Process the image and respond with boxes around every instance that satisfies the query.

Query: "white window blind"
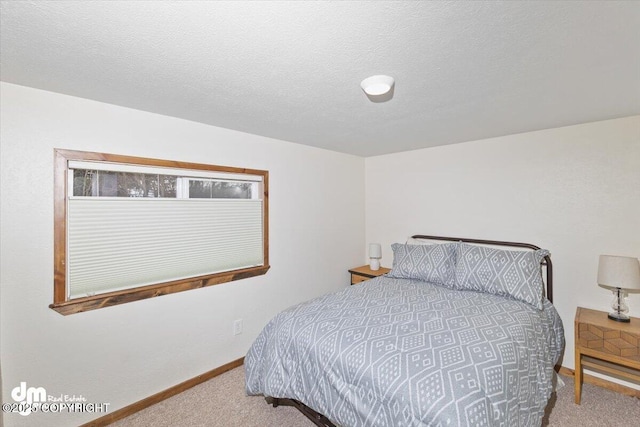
[67,198,264,299]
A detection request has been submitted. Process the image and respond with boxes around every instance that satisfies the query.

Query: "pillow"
[454,242,549,309]
[387,243,457,288]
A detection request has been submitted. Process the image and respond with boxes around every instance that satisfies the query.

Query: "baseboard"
[81,357,245,427]
[557,366,640,399]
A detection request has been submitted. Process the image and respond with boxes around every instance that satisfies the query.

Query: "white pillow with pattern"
[454,243,549,309]
[388,243,457,288]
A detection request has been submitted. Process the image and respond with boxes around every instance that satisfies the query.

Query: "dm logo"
[11,382,46,416]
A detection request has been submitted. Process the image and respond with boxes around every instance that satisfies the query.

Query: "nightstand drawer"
[348,265,391,285]
[577,321,640,358]
[351,274,369,284]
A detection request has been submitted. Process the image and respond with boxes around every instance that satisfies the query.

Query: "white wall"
[0,82,365,427]
[366,116,640,386]
[2,82,637,426]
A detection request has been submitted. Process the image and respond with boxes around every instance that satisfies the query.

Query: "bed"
[245,235,565,426]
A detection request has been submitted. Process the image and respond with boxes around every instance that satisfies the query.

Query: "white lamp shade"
[369,243,382,259]
[597,255,640,290]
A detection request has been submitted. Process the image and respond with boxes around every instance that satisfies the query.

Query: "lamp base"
[370,258,380,271]
[608,312,631,323]
[608,287,631,322]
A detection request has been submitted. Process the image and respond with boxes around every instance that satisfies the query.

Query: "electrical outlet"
[233,319,243,335]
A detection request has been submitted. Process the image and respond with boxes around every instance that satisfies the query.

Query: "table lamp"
[369,243,382,271]
[597,255,640,322]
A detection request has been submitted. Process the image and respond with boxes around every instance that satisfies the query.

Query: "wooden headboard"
[411,234,553,303]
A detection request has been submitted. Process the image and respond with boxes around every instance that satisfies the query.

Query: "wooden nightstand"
[574,307,640,404]
[348,265,390,285]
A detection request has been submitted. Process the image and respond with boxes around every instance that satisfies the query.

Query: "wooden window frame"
[51,149,269,315]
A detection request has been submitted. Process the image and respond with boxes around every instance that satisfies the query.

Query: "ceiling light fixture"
[361,75,395,103]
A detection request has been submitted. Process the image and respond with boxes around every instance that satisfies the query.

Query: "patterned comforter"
[245,276,564,427]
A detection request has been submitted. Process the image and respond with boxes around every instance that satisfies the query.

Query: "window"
[51,149,269,315]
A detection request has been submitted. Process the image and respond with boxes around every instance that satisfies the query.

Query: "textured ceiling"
[1,1,639,157]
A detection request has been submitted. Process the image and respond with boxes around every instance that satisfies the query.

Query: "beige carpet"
[111,367,640,426]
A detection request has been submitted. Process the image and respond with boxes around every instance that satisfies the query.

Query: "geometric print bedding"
[245,277,564,427]
[454,243,550,310]
[387,243,457,288]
